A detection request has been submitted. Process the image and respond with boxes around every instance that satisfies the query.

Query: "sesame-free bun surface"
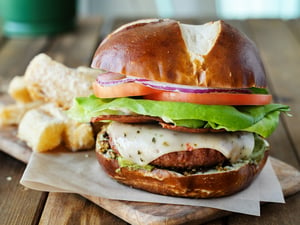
[92,19,266,88]
[96,149,268,198]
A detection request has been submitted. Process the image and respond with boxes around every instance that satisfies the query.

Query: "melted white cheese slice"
[107,122,254,166]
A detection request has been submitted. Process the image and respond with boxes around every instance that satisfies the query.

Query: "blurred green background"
[77,0,300,19]
[0,0,299,36]
[0,0,76,36]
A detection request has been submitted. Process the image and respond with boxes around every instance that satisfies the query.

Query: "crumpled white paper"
[20,151,284,216]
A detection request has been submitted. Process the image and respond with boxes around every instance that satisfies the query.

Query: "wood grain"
[0,152,47,225]
[44,17,103,67]
[0,35,49,225]
[0,37,48,86]
[228,193,300,225]
[39,193,128,225]
[85,196,230,225]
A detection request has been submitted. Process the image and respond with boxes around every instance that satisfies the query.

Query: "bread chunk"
[4,54,99,152]
[18,107,65,152]
[16,103,94,152]
[24,53,101,109]
[63,121,95,151]
[39,103,95,151]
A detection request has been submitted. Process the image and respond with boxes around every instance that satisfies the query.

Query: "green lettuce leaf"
[67,95,290,138]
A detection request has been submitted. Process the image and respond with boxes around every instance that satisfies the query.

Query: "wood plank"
[39,193,128,225]
[86,196,230,225]
[247,19,300,167]
[267,122,299,169]
[286,19,300,44]
[0,37,48,88]
[44,17,103,67]
[0,152,47,225]
[0,34,49,225]
[226,20,253,39]
[228,194,300,225]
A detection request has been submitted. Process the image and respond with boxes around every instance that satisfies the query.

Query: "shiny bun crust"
[92,19,267,88]
[96,150,268,198]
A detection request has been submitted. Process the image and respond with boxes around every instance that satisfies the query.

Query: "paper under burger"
[68,19,289,198]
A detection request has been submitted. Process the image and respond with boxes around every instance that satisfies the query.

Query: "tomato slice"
[144,92,272,105]
[93,74,272,105]
[93,81,160,98]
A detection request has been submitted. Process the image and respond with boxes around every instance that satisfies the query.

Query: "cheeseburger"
[68,19,289,198]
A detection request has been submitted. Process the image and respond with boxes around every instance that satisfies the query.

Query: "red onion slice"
[96,72,251,94]
[96,72,148,86]
[139,80,251,94]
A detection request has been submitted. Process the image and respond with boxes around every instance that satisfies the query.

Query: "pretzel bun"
[92,19,266,88]
[91,19,271,198]
[96,149,268,198]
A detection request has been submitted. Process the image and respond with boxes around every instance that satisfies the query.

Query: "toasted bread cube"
[63,121,95,151]
[17,109,65,152]
[38,103,95,151]
[0,101,43,126]
[8,76,32,103]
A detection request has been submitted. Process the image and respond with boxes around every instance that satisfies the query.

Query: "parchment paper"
[20,151,284,216]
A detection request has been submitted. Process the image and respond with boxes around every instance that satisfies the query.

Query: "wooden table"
[1,17,300,225]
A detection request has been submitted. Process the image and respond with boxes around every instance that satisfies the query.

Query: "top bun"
[92,19,266,88]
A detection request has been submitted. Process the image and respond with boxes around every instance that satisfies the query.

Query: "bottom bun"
[96,150,268,198]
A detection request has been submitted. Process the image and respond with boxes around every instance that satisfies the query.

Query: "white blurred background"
[78,0,300,20]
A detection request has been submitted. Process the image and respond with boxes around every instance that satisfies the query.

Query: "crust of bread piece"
[96,150,268,198]
[92,19,266,88]
[24,54,100,109]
